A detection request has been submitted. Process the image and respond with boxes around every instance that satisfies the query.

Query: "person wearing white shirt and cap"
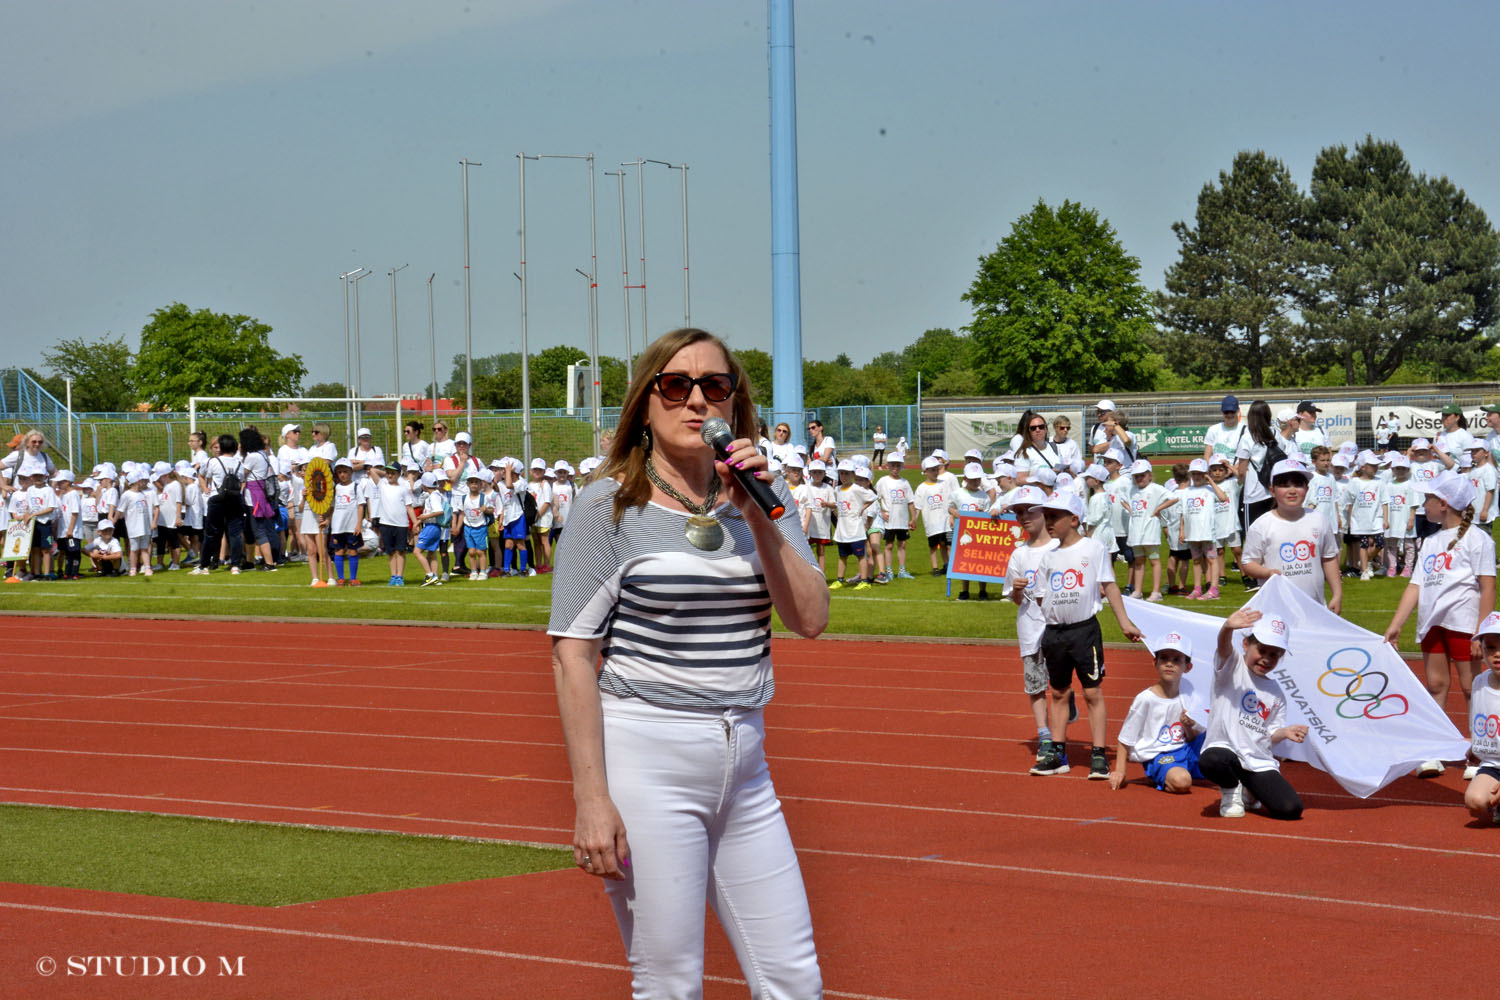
[1292,401,1331,459]
[348,428,385,481]
[527,457,555,573]
[307,422,339,462]
[277,423,303,468]
[443,432,483,486]
[1089,399,1134,465]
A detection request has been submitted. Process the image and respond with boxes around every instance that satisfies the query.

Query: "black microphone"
[700,417,786,519]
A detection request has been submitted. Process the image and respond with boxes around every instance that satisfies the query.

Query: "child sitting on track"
[1029,492,1144,778]
[1201,606,1306,819]
[1464,611,1500,824]
[1109,631,1203,792]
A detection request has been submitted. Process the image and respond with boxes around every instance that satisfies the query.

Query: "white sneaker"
[1219,785,1246,819]
[1360,567,1374,581]
[1463,764,1480,781]
[1415,759,1445,778]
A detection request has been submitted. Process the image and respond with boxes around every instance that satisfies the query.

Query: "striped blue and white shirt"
[547,476,813,709]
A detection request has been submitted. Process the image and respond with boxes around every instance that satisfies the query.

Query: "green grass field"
[0,805,570,906]
[0,544,1427,649]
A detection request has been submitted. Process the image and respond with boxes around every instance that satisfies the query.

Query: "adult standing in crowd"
[443,431,483,485]
[197,433,245,574]
[1483,405,1500,464]
[808,418,836,465]
[307,422,339,462]
[429,419,458,471]
[188,430,210,472]
[1376,411,1403,454]
[1090,399,1134,465]
[348,427,385,480]
[1203,395,1246,464]
[768,422,796,465]
[1434,405,1476,469]
[1234,400,1278,543]
[277,424,302,467]
[399,419,432,471]
[1050,415,1084,474]
[1274,407,1301,459]
[1293,401,1330,458]
[549,327,826,998]
[239,426,281,570]
[871,424,887,465]
[1012,409,1062,485]
[1,429,56,498]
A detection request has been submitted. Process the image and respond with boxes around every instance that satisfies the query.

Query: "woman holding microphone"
[549,328,828,998]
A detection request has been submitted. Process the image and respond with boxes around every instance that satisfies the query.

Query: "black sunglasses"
[1028,423,1046,431]
[653,371,737,403]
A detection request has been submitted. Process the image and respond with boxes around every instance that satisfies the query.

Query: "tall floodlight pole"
[622,158,648,342]
[646,159,691,330]
[389,263,409,409]
[340,268,364,432]
[460,158,482,435]
[351,267,373,431]
[769,0,806,446]
[606,169,635,373]
[517,152,536,466]
[427,273,438,426]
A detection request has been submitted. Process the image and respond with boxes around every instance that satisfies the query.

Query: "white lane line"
[782,794,1498,860]
[0,903,900,1000]
[793,848,1496,923]
[0,691,560,720]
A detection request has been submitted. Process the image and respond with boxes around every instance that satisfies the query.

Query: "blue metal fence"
[0,368,81,469]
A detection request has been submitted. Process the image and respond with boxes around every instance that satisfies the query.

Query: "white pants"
[600,694,822,1000]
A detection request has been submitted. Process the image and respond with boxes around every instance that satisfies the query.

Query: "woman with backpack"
[1234,401,1283,543]
[195,434,246,574]
[239,426,281,571]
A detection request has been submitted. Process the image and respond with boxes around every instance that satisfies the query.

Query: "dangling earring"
[641,426,653,453]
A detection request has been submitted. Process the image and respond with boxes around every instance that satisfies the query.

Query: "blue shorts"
[416,523,442,551]
[836,539,866,559]
[1143,733,1205,789]
[503,518,527,541]
[463,525,488,551]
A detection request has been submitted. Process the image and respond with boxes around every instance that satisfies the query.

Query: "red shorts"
[1421,626,1474,662]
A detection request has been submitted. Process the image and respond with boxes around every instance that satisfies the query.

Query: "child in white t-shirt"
[120,473,154,577]
[948,463,996,600]
[1382,456,1418,577]
[1467,442,1497,534]
[1110,631,1203,793]
[1304,446,1340,534]
[52,472,82,580]
[1006,486,1060,769]
[1080,463,1117,557]
[412,472,449,587]
[457,470,493,580]
[1180,458,1225,601]
[1200,607,1306,819]
[1160,463,1190,597]
[1384,469,1498,779]
[85,520,123,575]
[913,457,953,577]
[1343,453,1388,581]
[874,455,915,579]
[1124,459,1176,602]
[327,459,364,585]
[1242,461,1342,613]
[830,460,877,590]
[794,459,837,579]
[1463,612,1500,824]
[1209,456,1242,587]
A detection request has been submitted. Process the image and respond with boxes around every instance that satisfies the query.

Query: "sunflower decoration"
[305,456,334,517]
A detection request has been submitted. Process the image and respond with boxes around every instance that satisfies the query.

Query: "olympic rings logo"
[1279,540,1315,562]
[1422,552,1453,574]
[1050,569,1084,591]
[1317,647,1409,720]
[1475,714,1499,739]
[1239,691,1269,720]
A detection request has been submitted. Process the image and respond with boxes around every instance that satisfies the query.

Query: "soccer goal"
[188,396,407,460]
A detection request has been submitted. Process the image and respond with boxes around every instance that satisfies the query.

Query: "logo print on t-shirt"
[1422,552,1454,574]
[1475,713,1499,740]
[1278,540,1315,563]
[1240,690,1269,720]
[1050,569,1084,591]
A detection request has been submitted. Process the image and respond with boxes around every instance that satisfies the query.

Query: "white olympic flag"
[1125,574,1467,797]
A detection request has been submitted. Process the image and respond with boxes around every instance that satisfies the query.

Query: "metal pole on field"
[517,152,535,467]
[769,0,806,447]
[461,158,482,437]
[389,263,408,407]
[606,169,635,373]
[646,159,691,329]
[350,268,373,433]
[340,268,366,433]
[65,377,73,469]
[427,273,438,427]
[622,158,648,342]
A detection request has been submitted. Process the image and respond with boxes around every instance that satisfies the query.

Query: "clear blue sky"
[5,0,1498,394]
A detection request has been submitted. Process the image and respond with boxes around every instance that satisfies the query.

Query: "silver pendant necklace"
[645,457,724,551]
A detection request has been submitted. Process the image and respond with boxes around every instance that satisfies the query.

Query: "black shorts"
[31,521,54,548]
[1040,617,1106,691]
[1168,547,1190,561]
[178,525,201,540]
[1479,765,1500,782]
[331,532,361,552]
[885,527,910,542]
[155,527,180,551]
[927,531,947,548]
[378,523,408,555]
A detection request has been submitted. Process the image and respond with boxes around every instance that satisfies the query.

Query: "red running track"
[0,615,1490,998]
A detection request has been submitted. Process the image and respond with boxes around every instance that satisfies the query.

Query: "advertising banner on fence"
[1126,574,1466,797]
[1371,405,1489,440]
[944,412,1079,458]
[945,512,1021,584]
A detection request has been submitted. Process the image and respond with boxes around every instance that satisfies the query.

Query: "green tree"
[443,351,520,399]
[304,381,349,399]
[964,200,1156,394]
[40,334,137,411]
[735,348,774,405]
[134,304,306,410]
[1156,151,1306,389]
[1300,136,1500,384]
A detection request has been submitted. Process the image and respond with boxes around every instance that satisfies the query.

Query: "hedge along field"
[48,410,606,471]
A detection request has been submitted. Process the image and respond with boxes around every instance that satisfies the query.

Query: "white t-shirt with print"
[331,481,362,533]
[1035,536,1110,626]
[1180,483,1217,544]
[1384,478,1418,539]
[1470,672,1500,767]
[1204,644,1288,773]
[1007,538,1058,656]
[1118,688,1191,763]
[832,484,876,544]
[794,480,837,540]
[1241,509,1338,606]
[875,475,913,530]
[1125,481,1169,548]
[1343,478,1387,536]
[1413,525,1498,641]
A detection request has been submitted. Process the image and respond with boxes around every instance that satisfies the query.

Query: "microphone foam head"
[700,417,732,447]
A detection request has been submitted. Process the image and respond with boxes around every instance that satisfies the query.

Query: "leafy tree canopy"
[134,304,306,411]
[41,334,137,412]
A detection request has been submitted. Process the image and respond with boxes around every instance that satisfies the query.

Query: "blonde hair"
[600,328,758,524]
[1448,503,1475,551]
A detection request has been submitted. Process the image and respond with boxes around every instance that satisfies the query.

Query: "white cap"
[1275,407,1299,424]
[1083,463,1109,482]
[1148,631,1193,660]
[128,469,148,484]
[553,459,571,470]
[964,448,982,461]
[96,519,114,531]
[784,454,805,469]
[152,461,172,476]
[1330,454,1350,468]
[1188,458,1209,474]
[479,467,494,483]
[455,431,472,444]
[281,423,300,437]
[175,460,194,474]
[1208,455,1229,468]
[1129,459,1152,476]
[793,443,809,456]
[295,448,310,464]
[1096,399,1116,411]
[530,457,547,470]
[851,454,871,470]
[920,456,940,470]
[277,458,292,475]
[1388,454,1411,469]
[80,478,97,489]
[97,462,117,479]
[1459,454,1474,470]
[490,457,506,468]
[963,462,984,480]
[888,451,905,464]
[544,467,557,478]
[400,460,421,473]
[51,469,74,482]
[508,456,526,473]
[1041,492,1084,518]
[1418,469,1477,510]
[808,459,827,472]
[1475,611,1500,640]
[1029,465,1057,487]
[1008,484,1047,509]
[334,457,353,470]
[768,459,784,476]
[933,449,948,461]
[1055,472,1073,492]
[1357,449,1378,467]
[1269,458,1311,482]
[357,427,372,439]
[836,459,855,473]
[578,457,599,475]
[1411,437,1432,450]
[1251,614,1292,652]
[417,471,436,488]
